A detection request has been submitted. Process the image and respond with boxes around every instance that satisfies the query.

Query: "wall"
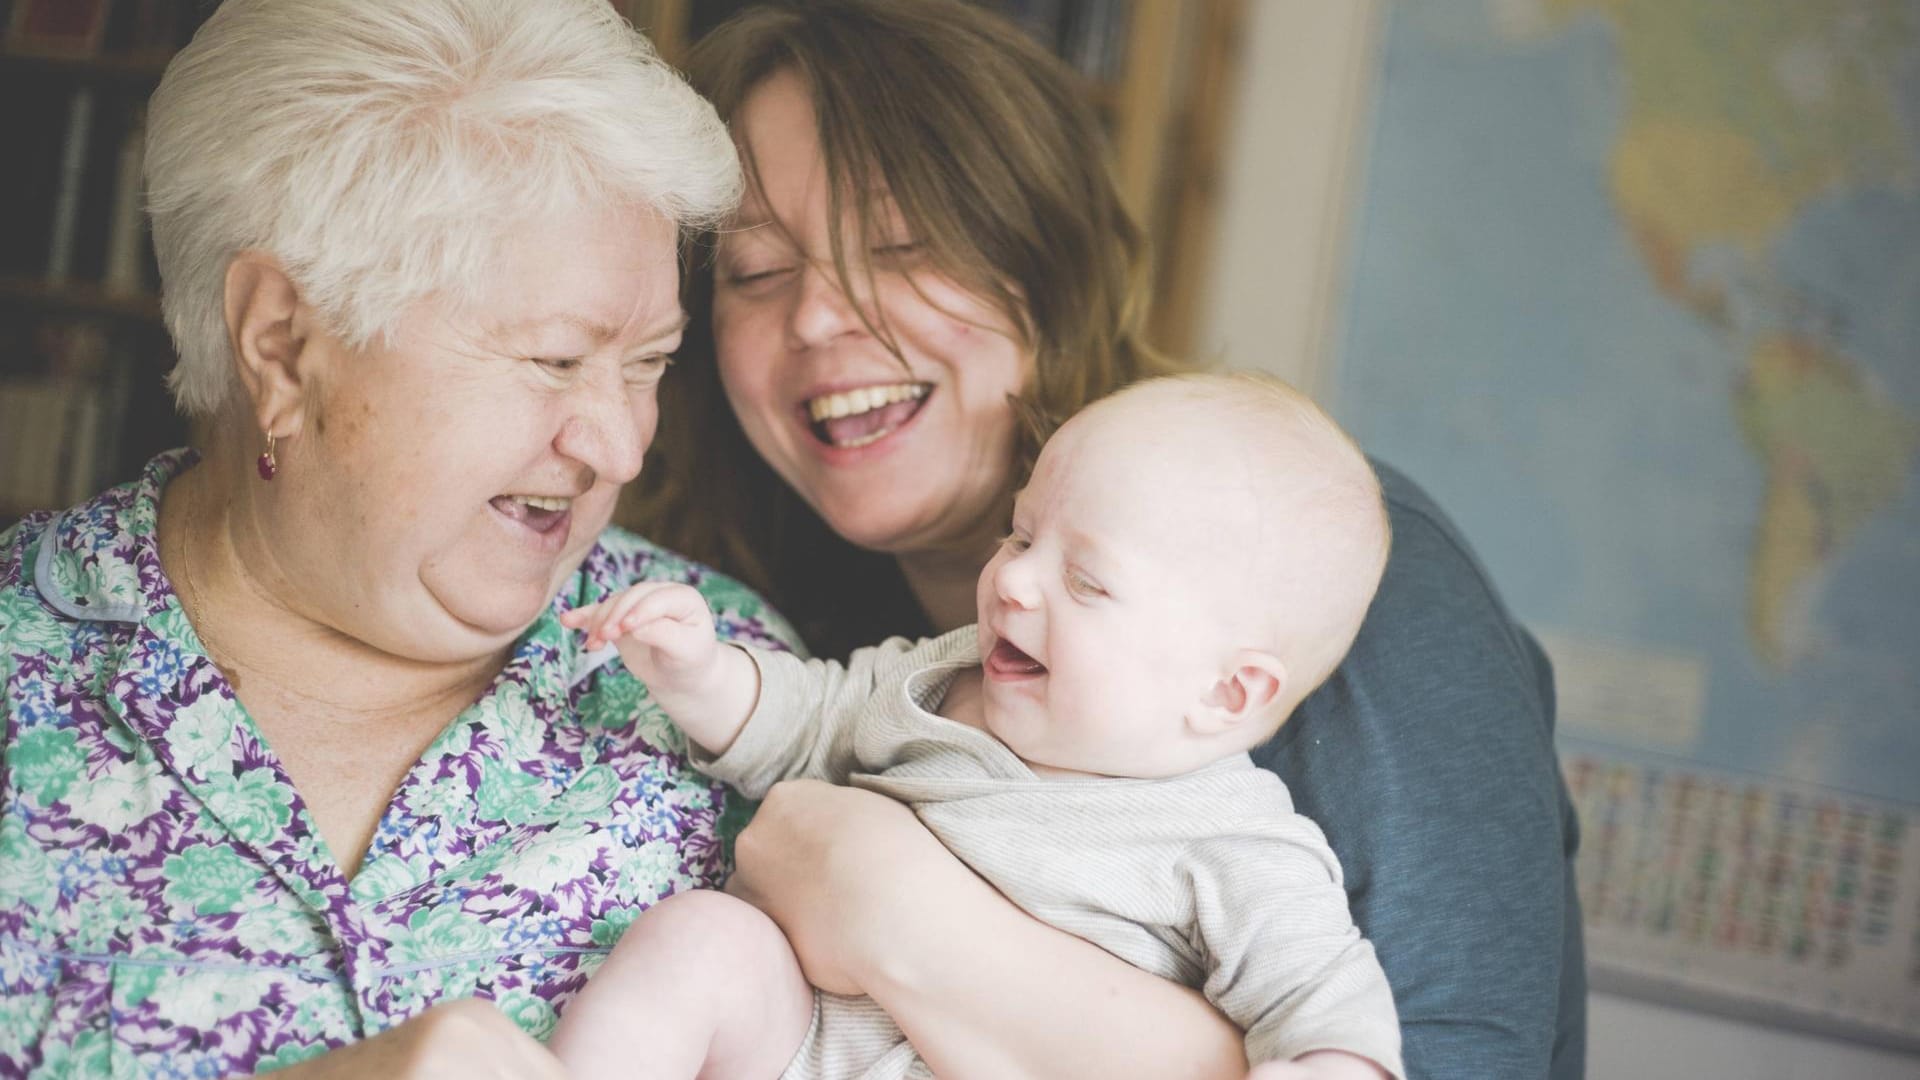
[1197,3,1920,1077]
[1196,0,1380,398]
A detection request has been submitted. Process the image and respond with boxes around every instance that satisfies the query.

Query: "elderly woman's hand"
[256,998,565,1080]
[726,779,964,996]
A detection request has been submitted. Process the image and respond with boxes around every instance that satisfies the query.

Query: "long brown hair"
[623,0,1185,657]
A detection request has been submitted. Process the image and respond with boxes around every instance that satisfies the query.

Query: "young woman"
[631,1,1586,1076]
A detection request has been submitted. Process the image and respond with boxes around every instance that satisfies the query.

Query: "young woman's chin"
[808,490,939,554]
[809,466,1007,558]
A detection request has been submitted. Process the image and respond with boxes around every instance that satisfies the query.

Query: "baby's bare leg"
[551,889,814,1080]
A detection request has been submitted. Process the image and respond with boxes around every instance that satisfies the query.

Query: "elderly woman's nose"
[554,377,650,485]
[785,262,863,350]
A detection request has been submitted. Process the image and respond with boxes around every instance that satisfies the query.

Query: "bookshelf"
[0,0,1243,528]
[0,0,189,529]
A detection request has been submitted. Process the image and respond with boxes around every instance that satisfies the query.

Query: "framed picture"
[8,0,111,57]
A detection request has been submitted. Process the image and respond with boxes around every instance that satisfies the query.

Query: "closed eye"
[625,354,673,385]
[725,265,795,288]
[1066,569,1107,599]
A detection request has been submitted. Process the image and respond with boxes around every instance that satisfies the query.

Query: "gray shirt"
[1257,462,1586,1079]
[699,630,1404,1078]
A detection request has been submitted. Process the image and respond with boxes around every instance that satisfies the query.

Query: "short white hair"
[147,0,742,417]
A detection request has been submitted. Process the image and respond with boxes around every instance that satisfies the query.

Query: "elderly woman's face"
[281,204,683,661]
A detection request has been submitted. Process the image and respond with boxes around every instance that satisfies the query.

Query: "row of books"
[0,377,121,515]
[1,86,154,292]
[0,320,131,517]
[986,0,1134,82]
[3,0,209,59]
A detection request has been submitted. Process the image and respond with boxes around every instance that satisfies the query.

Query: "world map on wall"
[1334,0,1919,807]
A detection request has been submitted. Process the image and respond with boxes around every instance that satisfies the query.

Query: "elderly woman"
[0,1,791,1075]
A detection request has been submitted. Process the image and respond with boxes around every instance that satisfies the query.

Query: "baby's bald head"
[1068,373,1391,728]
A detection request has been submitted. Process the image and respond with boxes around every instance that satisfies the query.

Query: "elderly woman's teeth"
[517,495,572,512]
[807,383,929,422]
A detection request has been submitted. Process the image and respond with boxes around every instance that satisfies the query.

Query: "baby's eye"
[1066,570,1107,599]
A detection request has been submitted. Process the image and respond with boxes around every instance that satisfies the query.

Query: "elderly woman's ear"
[222,251,313,442]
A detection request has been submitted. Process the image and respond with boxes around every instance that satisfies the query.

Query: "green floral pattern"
[0,451,798,1076]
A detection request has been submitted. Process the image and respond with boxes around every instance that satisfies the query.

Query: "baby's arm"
[1190,823,1404,1080]
[561,582,759,756]
[566,584,926,794]
[1246,1051,1393,1080]
[1251,1045,1390,1068]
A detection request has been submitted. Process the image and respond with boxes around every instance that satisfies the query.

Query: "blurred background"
[2,2,1915,1077]
[1208,6,1918,1077]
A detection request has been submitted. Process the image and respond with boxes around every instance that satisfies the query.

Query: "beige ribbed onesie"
[693,628,1403,1080]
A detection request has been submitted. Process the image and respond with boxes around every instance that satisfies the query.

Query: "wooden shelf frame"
[0,47,173,85]
[0,276,163,325]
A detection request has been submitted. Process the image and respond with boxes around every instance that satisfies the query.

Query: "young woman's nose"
[785,261,864,350]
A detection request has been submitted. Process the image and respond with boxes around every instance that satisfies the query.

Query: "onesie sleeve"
[1188,816,1404,1079]
[690,636,920,797]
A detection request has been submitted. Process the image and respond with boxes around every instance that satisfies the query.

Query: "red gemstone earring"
[257,432,278,481]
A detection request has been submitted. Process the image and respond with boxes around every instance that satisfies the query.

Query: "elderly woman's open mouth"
[803,382,931,449]
[491,494,573,539]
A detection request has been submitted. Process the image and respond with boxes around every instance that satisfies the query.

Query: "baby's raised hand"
[563,584,759,754]
[561,582,720,689]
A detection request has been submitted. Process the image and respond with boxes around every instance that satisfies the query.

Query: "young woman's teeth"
[806,383,931,448]
[807,383,929,422]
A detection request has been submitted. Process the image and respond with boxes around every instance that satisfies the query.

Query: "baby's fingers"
[583,593,646,650]
[557,601,602,629]
[564,601,626,650]
[599,587,660,644]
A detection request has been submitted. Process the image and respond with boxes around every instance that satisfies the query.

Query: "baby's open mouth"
[804,383,930,448]
[988,638,1047,677]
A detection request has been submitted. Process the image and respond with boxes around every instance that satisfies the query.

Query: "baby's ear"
[1189,650,1288,736]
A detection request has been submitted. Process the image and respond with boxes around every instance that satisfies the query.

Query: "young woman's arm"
[727,780,1249,1080]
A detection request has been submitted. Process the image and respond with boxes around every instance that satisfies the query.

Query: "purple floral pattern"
[0,451,798,1076]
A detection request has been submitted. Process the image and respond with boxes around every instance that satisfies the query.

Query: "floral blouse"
[0,451,799,1077]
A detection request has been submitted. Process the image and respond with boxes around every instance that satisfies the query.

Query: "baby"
[552,372,1402,1080]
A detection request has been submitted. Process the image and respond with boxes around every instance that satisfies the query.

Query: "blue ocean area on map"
[1334,1,1920,807]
